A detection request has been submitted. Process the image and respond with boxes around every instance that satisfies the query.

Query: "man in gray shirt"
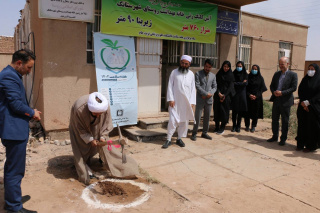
[191,59,217,141]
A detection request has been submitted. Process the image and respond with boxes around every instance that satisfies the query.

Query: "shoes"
[303,148,316,153]
[4,195,31,210]
[213,128,219,133]
[250,127,255,133]
[278,140,286,146]
[295,147,303,151]
[267,137,278,142]
[245,127,250,132]
[162,140,172,149]
[201,133,212,140]
[235,127,240,133]
[231,127,236,132]
[216,128,224,135]
[190,134,197,141]
[6,207,37,213]
[176,139,185,147]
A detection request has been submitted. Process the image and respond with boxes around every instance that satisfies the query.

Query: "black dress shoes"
[250,127,255,133]
[235,127,240,133]
[201,133,212,140]
[231,127,236,132]
[278,140,286,146]
[7,207,37,213]
[190,134,197,141]
[161,140,172,149]
[176,139,185,147]
[267,137,278,142]
[245,127,250,132]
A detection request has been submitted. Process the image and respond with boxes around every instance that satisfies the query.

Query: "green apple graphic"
[100,39,131,72]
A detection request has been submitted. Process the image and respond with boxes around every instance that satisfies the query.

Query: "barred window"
[183,34,219,68]
[86,0,101,64]
[240,36,252,70]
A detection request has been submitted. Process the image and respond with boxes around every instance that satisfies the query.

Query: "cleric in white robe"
[162,55,196,149]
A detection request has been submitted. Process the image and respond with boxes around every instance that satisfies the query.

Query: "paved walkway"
[129,121,320,212]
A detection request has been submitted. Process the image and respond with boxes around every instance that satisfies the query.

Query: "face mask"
[236,67,242,72]
[307,70,315,77]
[251,70,258,75]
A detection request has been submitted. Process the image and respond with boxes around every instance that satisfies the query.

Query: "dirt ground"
[0,119,302,213]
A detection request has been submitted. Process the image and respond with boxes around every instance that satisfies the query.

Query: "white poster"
[94,33,138,127]
[39,0,94,22]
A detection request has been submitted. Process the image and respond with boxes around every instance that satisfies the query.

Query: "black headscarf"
[233,61,248,82]
[216,60,235,95]
[247,64,267,95]
[216,61,234,83]
[298,64,320,119]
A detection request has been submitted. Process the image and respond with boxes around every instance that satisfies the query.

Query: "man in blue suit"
[267,56,298,146]
[0,49,41,213]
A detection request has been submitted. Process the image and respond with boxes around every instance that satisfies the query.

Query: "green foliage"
[263,100,272,119]
[288,104,298,140]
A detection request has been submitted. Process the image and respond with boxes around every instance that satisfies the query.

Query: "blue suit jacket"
[0,65,34,140]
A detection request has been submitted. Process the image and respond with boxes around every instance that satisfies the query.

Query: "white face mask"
[307,70,315,77]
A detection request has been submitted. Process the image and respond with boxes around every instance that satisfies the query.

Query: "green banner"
[101,0,218,43]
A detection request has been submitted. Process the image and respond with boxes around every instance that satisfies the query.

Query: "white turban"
[87,92,109,113]
[181,55,192,63]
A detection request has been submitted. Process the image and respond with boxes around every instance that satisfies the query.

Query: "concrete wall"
[242,12,308,98]
[29,1,97,131]
[0,54,12,71]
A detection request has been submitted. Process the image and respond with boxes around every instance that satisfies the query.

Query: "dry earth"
[0,118,306,213]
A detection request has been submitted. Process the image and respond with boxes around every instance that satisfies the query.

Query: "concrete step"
[138,117,169,129]
[123,124,202,142]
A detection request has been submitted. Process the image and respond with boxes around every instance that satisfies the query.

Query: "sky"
[242,0,320,61]
[0,0,318,60]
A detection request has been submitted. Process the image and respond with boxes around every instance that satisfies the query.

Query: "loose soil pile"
[93,181,145,203]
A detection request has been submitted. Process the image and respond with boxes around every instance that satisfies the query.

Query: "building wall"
[28,1,97,131]
[242,12,308,98]
[16,2,308,132]
[0,54,12,71]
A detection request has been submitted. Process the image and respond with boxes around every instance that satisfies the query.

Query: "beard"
[178,66,189,74]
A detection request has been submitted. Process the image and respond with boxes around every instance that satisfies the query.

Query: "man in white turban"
[162,55,196,149]
[69,92,139,185]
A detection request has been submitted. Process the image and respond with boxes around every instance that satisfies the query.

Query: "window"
[183,34,219,68]
[278,41,292,60]
[278,41,292,69]
[86,0,101,64]
[166,40,181,66]
[240,36,252,70]
[138,38,162,66]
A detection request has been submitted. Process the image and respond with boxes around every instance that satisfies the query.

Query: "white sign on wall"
[39,0,94,22]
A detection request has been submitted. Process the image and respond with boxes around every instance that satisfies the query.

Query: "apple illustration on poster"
[100,39,131,73]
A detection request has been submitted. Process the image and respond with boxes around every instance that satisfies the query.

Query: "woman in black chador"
[213,60,235,135]
[231,61,248,133]
[245,64,267,132]
[296,63,320,152]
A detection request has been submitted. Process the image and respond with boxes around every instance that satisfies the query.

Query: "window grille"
[86,0,101,64]
[183,34,219,68]
[240,36,252,70]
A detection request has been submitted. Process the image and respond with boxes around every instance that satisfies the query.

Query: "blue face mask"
[236,67,242,72]
[251,70,258,75]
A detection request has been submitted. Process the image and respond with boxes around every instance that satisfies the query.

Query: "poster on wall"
[39,0,95,22]
[216,10,239,35]
[93,33,138,127]
[101,0,218,44]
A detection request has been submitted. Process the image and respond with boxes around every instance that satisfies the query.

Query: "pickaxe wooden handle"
[117,124,127,163]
